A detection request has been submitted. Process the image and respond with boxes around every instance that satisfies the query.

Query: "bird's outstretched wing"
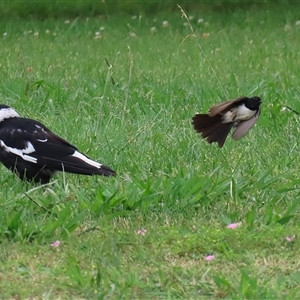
[208,97,248,117]
[232,110,260,140]
[0,117,116,177]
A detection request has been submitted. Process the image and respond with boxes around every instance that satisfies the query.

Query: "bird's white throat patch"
[0,107,19,122]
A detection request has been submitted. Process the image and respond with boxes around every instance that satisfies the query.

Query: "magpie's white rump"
[0,104,116,183]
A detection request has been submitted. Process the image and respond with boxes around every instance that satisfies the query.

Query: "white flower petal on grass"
[136,229,147,235]
[226,222,242,229]
[95,31,102,39]
[162,21,169,27]
[286,235,296,242]
[281,107,287,112]
[50,240,61,247]
[205,255,215,261]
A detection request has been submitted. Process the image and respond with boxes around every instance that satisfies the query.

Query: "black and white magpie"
[0,104,116,183]
[192,96,262,147]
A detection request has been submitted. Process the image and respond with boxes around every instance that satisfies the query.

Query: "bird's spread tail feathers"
[192,114,233,148]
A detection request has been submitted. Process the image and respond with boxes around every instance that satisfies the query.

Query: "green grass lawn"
[1,3,300,299]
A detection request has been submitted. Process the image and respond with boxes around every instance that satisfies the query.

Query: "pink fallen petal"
[50,240,61,247]
[226,222,241,229]
[205,255,215,261]
[136,229,147,236]
[286,235,296,242]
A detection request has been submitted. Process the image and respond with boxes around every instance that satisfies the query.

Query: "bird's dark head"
[0,104,19,123]
[0,104,10,110]
[245,96,262,110]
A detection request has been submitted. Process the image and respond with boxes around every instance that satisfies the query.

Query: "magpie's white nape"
[0,104,116,183]
[192,96,262,147]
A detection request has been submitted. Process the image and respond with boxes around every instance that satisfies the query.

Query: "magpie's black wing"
[0,117,116,176]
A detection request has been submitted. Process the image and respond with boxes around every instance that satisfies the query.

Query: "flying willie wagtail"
[0,104,116,183]
[192,96,262,147]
